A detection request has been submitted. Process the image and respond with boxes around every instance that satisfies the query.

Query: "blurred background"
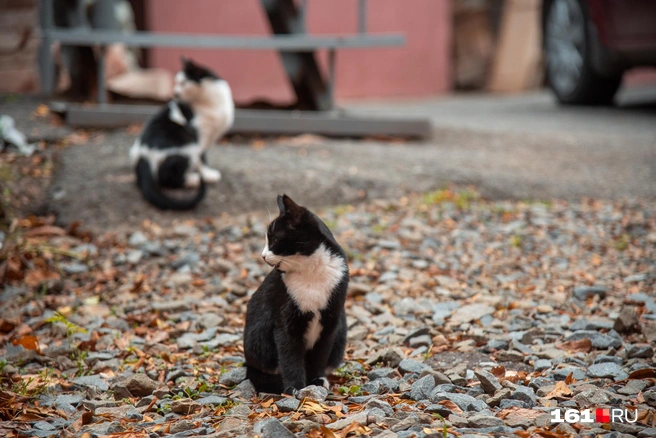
[2,0,654,103]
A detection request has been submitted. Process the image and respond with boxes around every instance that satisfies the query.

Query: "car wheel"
[544,0,621,105]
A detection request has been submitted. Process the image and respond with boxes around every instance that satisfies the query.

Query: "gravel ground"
[2,192,656,437]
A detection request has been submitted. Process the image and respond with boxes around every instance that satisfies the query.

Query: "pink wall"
[146,0,451,105]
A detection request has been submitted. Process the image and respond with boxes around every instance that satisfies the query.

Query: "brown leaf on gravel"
[556,338,592,353]
[25,226,66,237]
[565,372,575,384]
[11,334,40,353]
[545,381,573,399]
[498,407,544,420]
[490,365,505,378]
[438,400,464,414]
[627,368,656,380]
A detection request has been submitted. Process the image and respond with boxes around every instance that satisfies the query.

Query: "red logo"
[596,408,611,423]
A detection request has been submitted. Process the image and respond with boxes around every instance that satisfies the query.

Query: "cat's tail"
[136,157,206,210]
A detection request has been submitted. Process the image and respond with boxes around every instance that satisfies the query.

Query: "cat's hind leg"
[325,312,348,374]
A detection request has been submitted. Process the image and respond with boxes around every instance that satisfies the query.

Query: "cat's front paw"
[310,377,330,389]
[200,166,221,183]
[283,386,299,397]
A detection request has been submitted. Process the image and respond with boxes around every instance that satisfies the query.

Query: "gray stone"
[253,418,295,438]
[62,262,88,274]
[573,285,607,300]
[564,330,622,349]
[362,381,383,394]
[627,344,654,359]
[467,414,505,429]
[327,412,369,430]
[73,375,108,391]
[552,367,586,381]
[587,362,622,378]
[398,359,429,375]
[509,386,537,408]
[219,367,247,386]
[124,373,157,397]
[169,420,195,434]
[368,367,397,381]
[378,377,400,393]
[594,355,623,365]
[366,399,394,416]
[170,399,201,415]
[367,347,406,368]
[55,394,83,406]
[497,350,525,363]
[171,252,200,269]
[198,313,225,329]
[499,399,527,409]
[430,392,487,412]
[474,370,502,395]
[486,388,512,407]
[196,395,228,406]
[614,307,640,333]
[450,304,495,324]
[128,232,147,247]
[410,375,436,401]
[408,335,432,348]
[486,339,509,350]
[126,250,143,264]
[233,379,257,399]
[638,428,656,438]
[533,359,552,371]
[275,397,300,412]
[573,389,610,407]
[403,326,430,344]
[296,385,329,402]
[152,300,191,313]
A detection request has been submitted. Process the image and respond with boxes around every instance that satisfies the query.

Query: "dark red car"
[542,0,656,105]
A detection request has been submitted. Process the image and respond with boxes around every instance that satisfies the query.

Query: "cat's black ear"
[277,194,286,214]
[180,56,190,66]
[281,194,304,223]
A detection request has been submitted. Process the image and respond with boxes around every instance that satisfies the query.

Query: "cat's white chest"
[282,244,346,314]
[304,312,322,349]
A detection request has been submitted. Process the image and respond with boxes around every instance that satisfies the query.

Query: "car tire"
[543,0,622,105]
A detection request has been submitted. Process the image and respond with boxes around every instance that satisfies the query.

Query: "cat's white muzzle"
[261,246,280,268]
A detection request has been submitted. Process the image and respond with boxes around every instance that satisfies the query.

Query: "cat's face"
[174,57,221,103]
[261,195,323,271]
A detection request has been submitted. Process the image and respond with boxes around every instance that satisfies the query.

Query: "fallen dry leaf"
[556,338,592,353]
[11,335,41,353]
[545,381,573,399]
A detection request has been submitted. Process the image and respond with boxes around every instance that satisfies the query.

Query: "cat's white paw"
[200,166,221,183]
[311,377,330,389]
[185,172,201,188]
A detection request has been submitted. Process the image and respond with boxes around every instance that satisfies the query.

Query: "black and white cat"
[129,57,234,210]
[244,195,349,395]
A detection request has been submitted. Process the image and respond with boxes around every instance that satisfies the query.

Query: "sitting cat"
[129,57,234,210]
[244,195,349,395]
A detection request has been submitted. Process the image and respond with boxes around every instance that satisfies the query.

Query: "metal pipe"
[38,0,55,95]
[299,0,307,33]
[327,49,336,110]
[97,46,107,105]
[358,0,367,34]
